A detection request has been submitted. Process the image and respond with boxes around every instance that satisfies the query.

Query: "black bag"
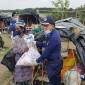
[32,29,46,42]
[33,80,64,85]
[33,80,49,85]
[16,80,31,85]
[1,48,16,72]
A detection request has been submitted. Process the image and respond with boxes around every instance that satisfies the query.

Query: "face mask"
[17,31,21,35]
[14,18,19,22]
[45,30,51,35]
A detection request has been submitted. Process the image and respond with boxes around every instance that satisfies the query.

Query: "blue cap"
[12,11,18,16]
[41,16,55,26]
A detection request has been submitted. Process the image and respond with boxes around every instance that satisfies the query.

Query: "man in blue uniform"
[9,11,25,37]
[34,16,63,85]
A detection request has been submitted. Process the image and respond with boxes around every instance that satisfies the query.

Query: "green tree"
[51,0,70,20]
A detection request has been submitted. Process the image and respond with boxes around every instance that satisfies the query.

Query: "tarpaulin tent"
[55,17,85,66]
[0,14,11,26]
[19,12,45,24]
[0,14,9,19]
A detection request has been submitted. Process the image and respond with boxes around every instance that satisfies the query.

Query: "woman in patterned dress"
[12,23,32,85]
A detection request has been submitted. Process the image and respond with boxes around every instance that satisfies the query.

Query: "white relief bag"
[16,47,40,66]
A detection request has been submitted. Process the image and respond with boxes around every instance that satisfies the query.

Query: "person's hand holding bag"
[24,34,34,48]
[32,41,36,45]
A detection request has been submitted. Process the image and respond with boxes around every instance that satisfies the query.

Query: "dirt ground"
[0,34,85,85]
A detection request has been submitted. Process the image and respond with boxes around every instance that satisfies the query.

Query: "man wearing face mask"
[9,11,25,37]
[33,16,63,85]
[15,22,27,35]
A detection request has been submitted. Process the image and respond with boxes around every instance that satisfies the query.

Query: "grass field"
[0,33,14,85]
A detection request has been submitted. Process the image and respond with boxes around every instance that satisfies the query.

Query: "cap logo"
[44,18,47,21]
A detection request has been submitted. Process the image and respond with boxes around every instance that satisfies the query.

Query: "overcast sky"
[0,0,85,10]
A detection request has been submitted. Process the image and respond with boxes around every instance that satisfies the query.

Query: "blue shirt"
[9,20,25,37]
[36,29,61,63]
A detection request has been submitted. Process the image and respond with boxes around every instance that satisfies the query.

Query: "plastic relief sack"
[16,47,40,66]
[63,69,81,85]
[24,34,34,48]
